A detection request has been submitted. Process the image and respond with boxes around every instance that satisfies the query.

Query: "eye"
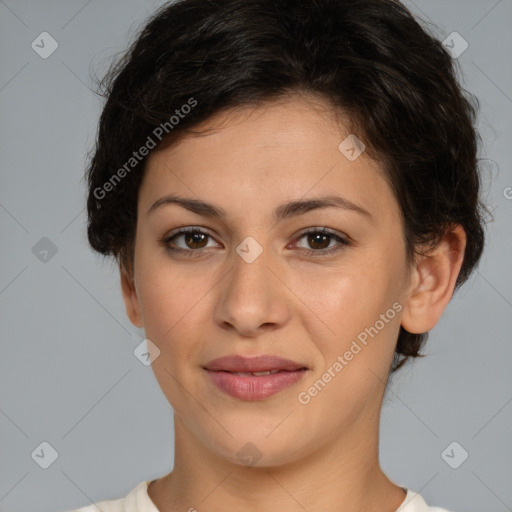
[291,227,350,256]
[160,226,350,258]
[161,227,220,256]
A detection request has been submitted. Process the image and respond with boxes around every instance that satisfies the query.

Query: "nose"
[213,241,291,338]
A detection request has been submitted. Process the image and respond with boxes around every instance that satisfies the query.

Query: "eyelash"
[160,226,350,257]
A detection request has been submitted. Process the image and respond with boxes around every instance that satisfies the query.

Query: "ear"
[120,266,143,328]
[401,224,466,334]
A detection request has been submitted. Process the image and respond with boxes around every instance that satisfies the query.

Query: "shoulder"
[398,488,455,512]
[68,481,157,512]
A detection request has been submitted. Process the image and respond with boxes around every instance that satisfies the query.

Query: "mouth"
[203,354,308,373]
[203,355,309,400]
[218,369,299,376]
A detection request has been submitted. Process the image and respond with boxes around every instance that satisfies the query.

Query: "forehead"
[139,94,398,226]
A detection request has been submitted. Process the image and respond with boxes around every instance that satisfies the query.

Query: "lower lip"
[205,369,308,400]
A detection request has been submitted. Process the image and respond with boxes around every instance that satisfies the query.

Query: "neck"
[148,411,406,512]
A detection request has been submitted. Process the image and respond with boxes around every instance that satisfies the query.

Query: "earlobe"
[120,267,143,328]
[400,225,467,334]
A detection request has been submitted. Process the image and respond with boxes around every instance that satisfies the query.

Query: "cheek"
[136,238,199,315]
[140,282,198,341]
[288,252,404,364]
[136,268,207,406]
[135,255,204,350]
[287,257,394,327]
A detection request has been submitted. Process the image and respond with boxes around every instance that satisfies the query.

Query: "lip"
[203,355,309,401]
[204,354,308,373]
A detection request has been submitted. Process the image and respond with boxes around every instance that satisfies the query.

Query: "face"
[122,94,414,467]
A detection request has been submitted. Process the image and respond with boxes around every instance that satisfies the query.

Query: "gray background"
[0,1,510,511]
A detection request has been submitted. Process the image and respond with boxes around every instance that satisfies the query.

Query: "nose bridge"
[214,234,290,335]
[228,236,271,306]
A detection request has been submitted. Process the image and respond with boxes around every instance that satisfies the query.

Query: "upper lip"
[204,355,308,372]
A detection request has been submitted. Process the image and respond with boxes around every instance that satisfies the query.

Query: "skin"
[120,92,466,512]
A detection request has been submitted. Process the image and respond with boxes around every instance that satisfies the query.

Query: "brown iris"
[184,231,209,249]
[306,232,331,250]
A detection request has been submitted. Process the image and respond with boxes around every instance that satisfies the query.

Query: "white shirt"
[68,480,454,511]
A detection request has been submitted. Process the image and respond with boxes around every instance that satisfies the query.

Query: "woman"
[71,0,486,510]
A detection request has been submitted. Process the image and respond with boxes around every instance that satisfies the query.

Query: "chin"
[203,425,314,470]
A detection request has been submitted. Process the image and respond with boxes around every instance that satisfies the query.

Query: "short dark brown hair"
[85,0,487,373]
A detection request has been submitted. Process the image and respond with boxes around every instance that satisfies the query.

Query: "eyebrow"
[147,193,372,221]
